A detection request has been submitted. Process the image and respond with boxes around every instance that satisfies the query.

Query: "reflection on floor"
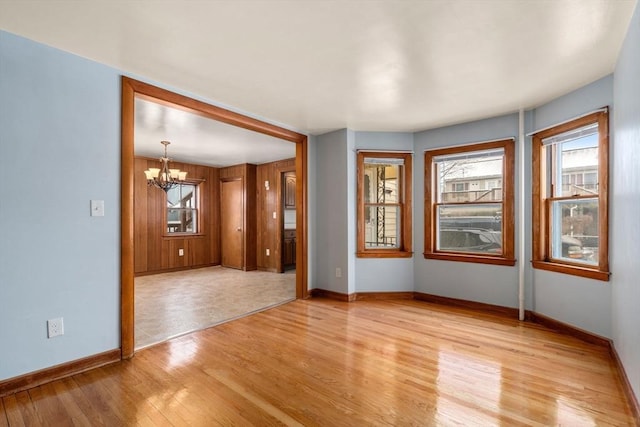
[135,266,296,349]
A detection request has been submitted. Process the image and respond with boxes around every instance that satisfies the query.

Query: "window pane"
[550,198,598,265]
[551,129,599,197]
[437,204,502,254]
[436,150,503,203]
[167,183,198,234]
[364,205,400,248]
[167,183,196,208]
[167,209,197,233]
[364,162,400,204]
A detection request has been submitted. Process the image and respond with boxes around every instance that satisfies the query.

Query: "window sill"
[424,252,516,266]
[531,260,610,281]
[357,251,413,259]
[163,233,206,239]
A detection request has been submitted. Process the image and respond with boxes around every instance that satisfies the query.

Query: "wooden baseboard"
[0,349,121,398]
[309,288,354,301]
[413,292,521,318]
[135,263,218,277]
[354,291,414,301]
[610,343,640,423]
[526,311,610,347]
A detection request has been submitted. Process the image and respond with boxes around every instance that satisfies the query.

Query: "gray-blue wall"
[612,1,640,403]
[413,114,521,307]
[0,31,121,379]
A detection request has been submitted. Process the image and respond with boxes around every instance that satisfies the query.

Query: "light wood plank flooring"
[2,298,636,426]
[135,266,296,349]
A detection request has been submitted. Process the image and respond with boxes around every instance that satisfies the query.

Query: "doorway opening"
[121,77,308,358]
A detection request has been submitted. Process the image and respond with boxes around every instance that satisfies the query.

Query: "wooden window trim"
[163,181,201,236]
[357,151,413,258]
[424,139,516,266]
[531,110,610,281]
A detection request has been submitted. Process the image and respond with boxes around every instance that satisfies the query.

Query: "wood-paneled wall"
[134,157,220,275]
[256,158,295,272]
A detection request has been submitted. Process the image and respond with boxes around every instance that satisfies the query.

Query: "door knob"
[236,227,242,231]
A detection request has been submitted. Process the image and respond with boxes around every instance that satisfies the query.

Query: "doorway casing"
[121,77,308,359]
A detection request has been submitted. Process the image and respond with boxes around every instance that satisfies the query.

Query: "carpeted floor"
[135,266,296,349]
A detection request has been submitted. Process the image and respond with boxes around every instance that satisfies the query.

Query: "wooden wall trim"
[121,76,308,356]
[121,78,135,359]
[354,292,414,301]
[0,349,120,398]
[309,288,354,302]
[525,311,610,347]
[413,292,521,318]
[611,343,640,424]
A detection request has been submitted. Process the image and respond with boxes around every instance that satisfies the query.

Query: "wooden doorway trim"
[121,77,309,359]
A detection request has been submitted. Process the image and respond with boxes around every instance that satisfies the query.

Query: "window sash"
[531,109,609,280]
[166,183,199,234]
[357,151,413,257]
[424,139,515,266]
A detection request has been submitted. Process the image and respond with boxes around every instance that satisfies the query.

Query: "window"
[166,183,198,234]
[532,110,609,280]
[357,152,412,258]
[424,139,515,265]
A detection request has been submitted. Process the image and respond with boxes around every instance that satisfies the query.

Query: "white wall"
[527,75,613,338]
[612,2,640,402]
[0,31,121,380]
[413,114,521,307]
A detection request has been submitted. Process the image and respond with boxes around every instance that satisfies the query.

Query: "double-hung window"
[357,152,413,258]
[424,139,515,265]
[532,110,609,280]
[166,183,198,234]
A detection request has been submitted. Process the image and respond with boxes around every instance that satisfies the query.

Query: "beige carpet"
[135,266,296,349]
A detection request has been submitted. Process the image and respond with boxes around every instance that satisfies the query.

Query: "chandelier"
[144,140,187,192]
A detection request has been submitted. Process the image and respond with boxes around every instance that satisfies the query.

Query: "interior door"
[221,179,244,269]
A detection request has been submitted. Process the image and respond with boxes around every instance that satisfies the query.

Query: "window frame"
[165,181,200,235]
[357,151,413,258]
[531,110,610,281]
[424,139,516,266]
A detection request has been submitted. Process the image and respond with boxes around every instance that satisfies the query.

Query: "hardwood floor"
[1,298,636,426]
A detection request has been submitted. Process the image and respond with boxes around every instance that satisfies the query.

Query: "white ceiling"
[0,0,636,138]
[134,97,295,167]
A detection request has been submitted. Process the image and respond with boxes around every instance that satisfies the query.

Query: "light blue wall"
[413,114,521,307]
[0,31,121,380]
[353,132,414,292]
[527,76,613,338]
[612,2,640,402]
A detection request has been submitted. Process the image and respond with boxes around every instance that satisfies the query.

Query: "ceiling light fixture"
[144,140,187,192]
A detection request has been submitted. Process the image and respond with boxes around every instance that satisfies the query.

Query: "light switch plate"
[90,200,105,217]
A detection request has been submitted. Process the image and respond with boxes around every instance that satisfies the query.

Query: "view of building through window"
[167,183,198,233]
[434,148,504,254]
[544,125,599,265]
[363,159,402,248]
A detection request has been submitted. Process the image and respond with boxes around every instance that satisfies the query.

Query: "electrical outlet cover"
[47,317,64,338]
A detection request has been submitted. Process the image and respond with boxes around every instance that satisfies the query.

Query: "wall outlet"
[335,267,342,278]
[266,248,270,256]
[47,317,64,338]
[179,248,184,256]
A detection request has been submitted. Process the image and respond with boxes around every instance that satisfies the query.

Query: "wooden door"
[221,179,244,269]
